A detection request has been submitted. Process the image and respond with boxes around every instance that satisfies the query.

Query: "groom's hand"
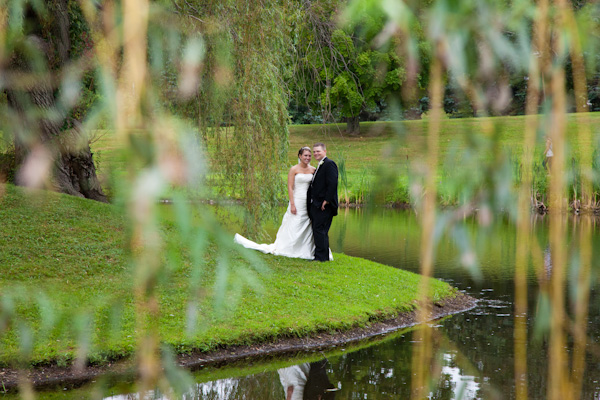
[321,200,328,211]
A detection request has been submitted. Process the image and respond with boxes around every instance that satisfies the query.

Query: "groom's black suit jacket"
[308,157,339,217]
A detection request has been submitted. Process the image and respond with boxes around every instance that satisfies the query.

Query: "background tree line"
[284,0,599,127]
[166,0,600,131]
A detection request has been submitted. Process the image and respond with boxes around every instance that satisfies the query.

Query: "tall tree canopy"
[289,0,408,134]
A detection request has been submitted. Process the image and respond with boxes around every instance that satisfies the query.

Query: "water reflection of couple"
[278,360,336,400]
[234,143,338,262]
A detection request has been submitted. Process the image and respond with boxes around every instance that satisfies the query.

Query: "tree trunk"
[346,115,360,135]
[5,0,107,202]
[57,143,108,202]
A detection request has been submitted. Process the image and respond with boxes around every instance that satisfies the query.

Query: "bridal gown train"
[234,173,333,260]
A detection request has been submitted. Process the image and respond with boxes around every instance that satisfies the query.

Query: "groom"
[308,142,338,261]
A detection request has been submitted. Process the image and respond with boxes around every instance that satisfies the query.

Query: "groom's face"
[313,146,326,161]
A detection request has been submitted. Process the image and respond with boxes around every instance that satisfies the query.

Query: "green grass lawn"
[285,114,600,204]
[91,113,600,205]
[287,113,600,169]
[0,183,456,367]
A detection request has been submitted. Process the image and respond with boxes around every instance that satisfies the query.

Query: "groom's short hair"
[314,142,326,150]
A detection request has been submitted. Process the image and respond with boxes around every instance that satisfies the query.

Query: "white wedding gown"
[234,173,333,260]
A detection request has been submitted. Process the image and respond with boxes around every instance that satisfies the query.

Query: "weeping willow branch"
[183,1,290,235]
[411,39,443,400]
[547,1,570,397]
[554,1,592,397]
[514,0,548,397]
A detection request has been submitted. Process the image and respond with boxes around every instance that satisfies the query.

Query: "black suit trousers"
[311,203,333,261]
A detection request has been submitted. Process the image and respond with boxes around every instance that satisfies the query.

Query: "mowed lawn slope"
[0,183,456,366]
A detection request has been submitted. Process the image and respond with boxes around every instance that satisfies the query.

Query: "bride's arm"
[287,167,297,214]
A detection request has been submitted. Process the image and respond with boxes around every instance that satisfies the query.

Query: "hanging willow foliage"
[175,0,291,235]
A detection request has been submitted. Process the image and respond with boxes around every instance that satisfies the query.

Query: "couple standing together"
[235,143,338,262]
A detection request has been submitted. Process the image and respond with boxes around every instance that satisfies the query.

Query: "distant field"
[91,113,600,204]
[287,113,600,170]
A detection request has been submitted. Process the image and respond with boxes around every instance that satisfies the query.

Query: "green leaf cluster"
[289,0,408,124]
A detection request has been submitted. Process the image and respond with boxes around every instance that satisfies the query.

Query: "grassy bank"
[0,183,456,367]
[90,113,600,206]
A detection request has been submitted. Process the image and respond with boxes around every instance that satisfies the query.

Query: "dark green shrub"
[0,149,16,183]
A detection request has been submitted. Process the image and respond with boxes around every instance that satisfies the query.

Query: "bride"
[234,146,333,260]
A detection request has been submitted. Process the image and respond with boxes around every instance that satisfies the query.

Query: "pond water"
[19,208,600,399]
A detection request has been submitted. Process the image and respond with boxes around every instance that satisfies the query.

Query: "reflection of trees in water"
[441,310,519,399]
[325,331,488,399]
[442,306,600,399]
[332,209,529,283]
[188,360,337,400]
[327,338,414,398]
[192,373,283,399]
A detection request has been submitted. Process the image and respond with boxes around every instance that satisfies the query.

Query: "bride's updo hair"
[298,146,311,163]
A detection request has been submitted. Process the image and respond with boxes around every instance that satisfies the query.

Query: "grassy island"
[0,183,457,369]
